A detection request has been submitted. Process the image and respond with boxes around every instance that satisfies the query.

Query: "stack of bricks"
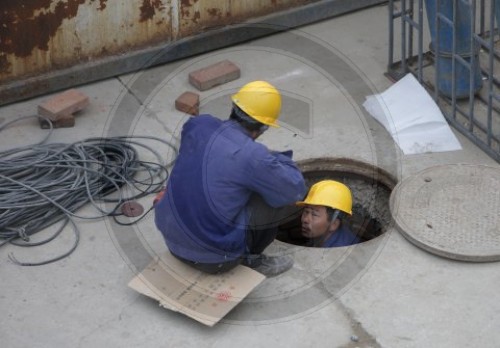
[38,89,89,128]
[175,60,241,116]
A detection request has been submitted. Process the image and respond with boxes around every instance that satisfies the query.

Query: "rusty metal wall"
[0,0,173,84]
[0,0,318,84]
[0,0,384,105]
[177,0,316,36]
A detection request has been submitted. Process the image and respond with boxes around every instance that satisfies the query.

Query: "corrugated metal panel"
[179,0,230,36]
[230,0,317,19]
[178,0,319,36]
[0,0,320,84]
[0,0,386,105]
[0,0,172,83]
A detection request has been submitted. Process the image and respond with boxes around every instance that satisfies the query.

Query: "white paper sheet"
[363,74,462,155]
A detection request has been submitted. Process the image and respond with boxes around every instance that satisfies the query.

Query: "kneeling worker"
[155,81,306,277]
[297,180,360,248]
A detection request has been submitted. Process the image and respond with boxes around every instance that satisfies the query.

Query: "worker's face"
[301,205,331,239]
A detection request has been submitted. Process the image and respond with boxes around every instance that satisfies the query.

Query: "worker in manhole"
[297,180,360,247]
[154,81,306,277]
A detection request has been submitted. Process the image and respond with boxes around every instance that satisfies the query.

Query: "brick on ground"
[188,60,240,91]
[175,91,200,116]
[39,114,76,129]
[38,89,89,121]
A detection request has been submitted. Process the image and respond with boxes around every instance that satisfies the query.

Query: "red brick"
[188,60,240,91]
[175,91,200,116]
[38,89,89,121]
[39,114,75,129]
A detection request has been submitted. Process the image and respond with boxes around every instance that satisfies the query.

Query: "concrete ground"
[1,4,500,348]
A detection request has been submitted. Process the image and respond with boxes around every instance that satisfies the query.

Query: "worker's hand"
[153,187,166,206]
[270,150,293,158]
[279,150,293,158]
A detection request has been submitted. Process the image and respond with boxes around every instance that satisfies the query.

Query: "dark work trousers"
[173,194,301,274]
[246,194,301,254]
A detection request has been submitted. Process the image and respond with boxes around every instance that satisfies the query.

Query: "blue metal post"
[496,0,500,31]
[424,0,483,98]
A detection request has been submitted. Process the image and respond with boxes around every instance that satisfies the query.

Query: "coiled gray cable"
[0,116,177,266]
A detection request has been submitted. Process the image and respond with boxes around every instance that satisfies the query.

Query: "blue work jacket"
[155,115,306,263]
[323,224,360,248]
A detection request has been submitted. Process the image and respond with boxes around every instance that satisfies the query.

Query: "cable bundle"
[0,116,177,265]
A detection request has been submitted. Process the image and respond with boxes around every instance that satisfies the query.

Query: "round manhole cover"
[390,164,500,262]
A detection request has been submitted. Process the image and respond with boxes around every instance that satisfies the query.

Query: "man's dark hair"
[230,104,268,133]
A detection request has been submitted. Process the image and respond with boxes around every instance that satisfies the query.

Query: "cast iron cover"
[390,164,500,262]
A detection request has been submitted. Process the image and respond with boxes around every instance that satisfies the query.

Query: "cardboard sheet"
[128,251,265,326]
[363,74,462,155]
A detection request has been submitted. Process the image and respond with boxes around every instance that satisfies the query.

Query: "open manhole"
[276,157,397,247]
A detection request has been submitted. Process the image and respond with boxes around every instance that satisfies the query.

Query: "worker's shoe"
[243,254,294,277]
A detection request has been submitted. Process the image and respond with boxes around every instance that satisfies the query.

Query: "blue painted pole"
[496,0,500,31]
[424,0,482,98]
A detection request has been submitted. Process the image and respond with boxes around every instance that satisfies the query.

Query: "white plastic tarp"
[363,74,462,155]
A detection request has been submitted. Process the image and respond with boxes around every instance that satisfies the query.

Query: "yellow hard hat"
[231,81,281,127]
[296,180,353,215]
